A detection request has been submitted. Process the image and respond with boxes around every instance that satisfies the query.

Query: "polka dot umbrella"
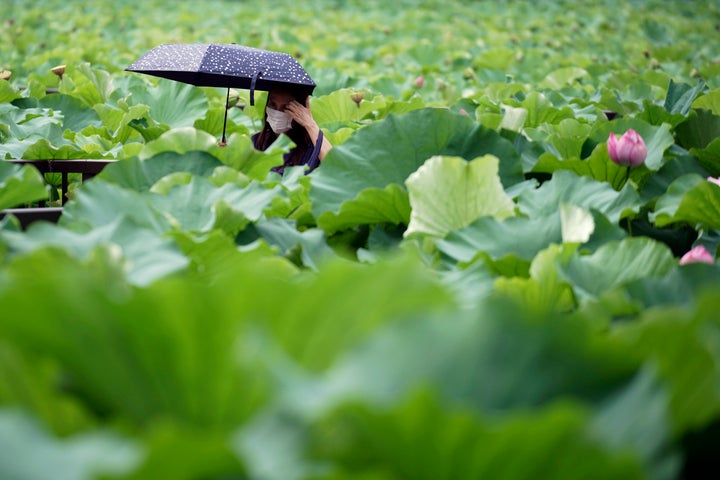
[126,43,316,144]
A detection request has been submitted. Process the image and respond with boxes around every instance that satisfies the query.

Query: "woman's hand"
[285,97,333,160]
[285,98,317,131]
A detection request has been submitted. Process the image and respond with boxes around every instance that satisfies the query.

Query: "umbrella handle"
[250,71,261,106]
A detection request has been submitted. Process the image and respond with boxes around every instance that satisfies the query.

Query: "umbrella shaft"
[222,87,229,142]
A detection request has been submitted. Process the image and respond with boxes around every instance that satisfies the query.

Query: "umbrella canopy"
[126,43,316,144]
[126,43,316,102]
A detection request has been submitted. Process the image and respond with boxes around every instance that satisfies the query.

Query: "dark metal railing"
[1,159,115,229]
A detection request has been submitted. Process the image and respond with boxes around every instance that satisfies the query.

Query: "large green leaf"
[153,177,282,234]
[0,81,19,104]
[651,174,720,230]
[0,105,68,159]
[306,392,645,480]
[0,220,189,286]
[301,296,641,414]
[129,79,209,129]
[13,94,102,133]
[0,249,271,427]
[436,213,562,263]
[241,253,455,372]
[675,109,720,150]
[97,151,224,191]
[558,237,676,300]
[437,260,497,310]
[209,134,288,179]
[623,263,720,309]
[73,63,115,105]
[60,179,171,231]
[252,217,337,270]
[316,183,411,234]
[517,91,575,129]
[309,88,370,125]
[238,296,656,479]
[169,229,297,284]
[138,127,218,159]
[63,170,282,238]
[517,170,642,224]
[0,410,142,480]
[542,117,593,160]
[311,107,524,230]
[615,294,720,434]
[590,368,678,480]
[124,424,246,480]
[540,67,589,90]
[494,244,577,313]
[404,155,515,238]
[690,137,720,177]
[21,137,114,160]
[0,161,48,209]
[663,79,706,116]
[639,154,711,203]
[94,101,152,144]
[692,90,720,115]
[0,344,94,435]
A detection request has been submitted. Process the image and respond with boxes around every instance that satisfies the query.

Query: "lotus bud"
[414,75,424,89]
[0,70,11,81]
[708,176,720,187]
[350,92,364,106]
[459,108,468,116]
[607,129,647,167]
[227,89,240,109]
[679,245,714,265]
[50,65,66,80]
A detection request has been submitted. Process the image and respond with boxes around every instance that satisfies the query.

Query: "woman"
[252,88,332,175]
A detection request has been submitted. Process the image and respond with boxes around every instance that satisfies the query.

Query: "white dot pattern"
[126,43,315,93]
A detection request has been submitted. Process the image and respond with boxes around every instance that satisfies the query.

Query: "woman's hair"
[253,88,312,167]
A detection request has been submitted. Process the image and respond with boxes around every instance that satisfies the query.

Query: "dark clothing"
[252,130,323,175]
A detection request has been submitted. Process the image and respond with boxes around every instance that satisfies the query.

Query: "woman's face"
[266,90,294,112]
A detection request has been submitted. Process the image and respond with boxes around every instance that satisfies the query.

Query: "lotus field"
[2,0,720,478]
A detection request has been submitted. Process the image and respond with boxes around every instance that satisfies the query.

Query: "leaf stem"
[626,167,633,237]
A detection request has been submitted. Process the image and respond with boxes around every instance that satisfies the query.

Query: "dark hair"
[253,88,312,167]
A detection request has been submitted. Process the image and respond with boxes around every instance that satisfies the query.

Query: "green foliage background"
[1,0,720,479]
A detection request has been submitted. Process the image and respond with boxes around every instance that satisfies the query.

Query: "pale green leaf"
[561,204,595,243]
[405,155,515,238]
[0,161,48,209]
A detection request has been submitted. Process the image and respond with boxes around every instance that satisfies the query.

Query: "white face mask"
[266,108,293,134]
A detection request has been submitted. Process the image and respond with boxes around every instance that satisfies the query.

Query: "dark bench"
[1,159,114,229]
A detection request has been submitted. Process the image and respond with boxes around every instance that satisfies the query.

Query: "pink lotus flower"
[708,176,720,187]
[414,75,424,89]
[607,129,647,167]
[679,245,715,265]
